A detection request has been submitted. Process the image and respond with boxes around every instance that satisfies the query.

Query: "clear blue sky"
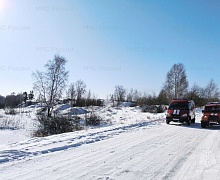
[0,0,220,98]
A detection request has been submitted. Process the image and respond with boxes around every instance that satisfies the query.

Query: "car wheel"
[201,121,207,128]
[166,120,170,124]
[191,117,195,123]
[186,117,191,125]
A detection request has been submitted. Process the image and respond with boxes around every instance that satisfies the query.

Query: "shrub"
[4,108,17,115]
[0,117,21,130]
[36,107,47,115]
[34,115,83,137]
[142,105,157,113]
[85,112,102,126]
[142,105,165,113]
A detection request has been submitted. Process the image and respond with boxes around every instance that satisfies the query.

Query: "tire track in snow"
[97,124,206,180]
[61,123,204,180]
[0,118,165,164]
[1,120,219,180]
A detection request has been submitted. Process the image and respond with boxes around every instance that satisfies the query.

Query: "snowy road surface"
[0,119,220,180]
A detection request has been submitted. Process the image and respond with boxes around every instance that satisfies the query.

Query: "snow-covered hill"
[0,105,220,180]
[0,104,166,145]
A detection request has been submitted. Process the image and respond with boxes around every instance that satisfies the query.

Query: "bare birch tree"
[163,63,188,99]
[114,85,126,102]
[33,55,69,116]
[67,83,76,106]
[75,80,86,106]
[205,79,220,101]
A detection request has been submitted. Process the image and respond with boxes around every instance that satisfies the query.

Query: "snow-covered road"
[0,117,220,180]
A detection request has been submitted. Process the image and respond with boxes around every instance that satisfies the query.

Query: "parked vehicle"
[166,99,196,125]
[201,102,220,128]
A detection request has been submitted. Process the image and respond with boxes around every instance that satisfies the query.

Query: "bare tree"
[157,89,169,105]
[187,84,206,106]
[187,84,202,99]
[133,89,141,102]
[114,85,126,103]
[164,63,188,99]
[126,88,142,103]
[109,94,115,107]
[67,83,76,106]
[205,79,220,101]
[126,88,134,102]
[75,80,86,106]
[87,90,91,100]
[86,89,91,101]
[33,55,69,116]
[33,71,46,103]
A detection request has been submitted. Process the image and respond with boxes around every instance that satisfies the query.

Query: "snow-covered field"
[0,104,220,180]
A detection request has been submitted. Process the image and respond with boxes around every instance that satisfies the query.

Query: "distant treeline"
[1,63,219,109]
[0,93,22,109]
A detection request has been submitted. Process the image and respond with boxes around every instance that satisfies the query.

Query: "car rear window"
[204,106,220,113]
[168,103,189,110]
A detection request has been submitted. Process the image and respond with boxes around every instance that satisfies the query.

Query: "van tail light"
[166,113,171,117]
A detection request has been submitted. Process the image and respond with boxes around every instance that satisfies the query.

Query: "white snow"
[0,104,220,180]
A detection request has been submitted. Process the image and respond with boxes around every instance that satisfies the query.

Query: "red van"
[201,102,220,128]
[166,99,196,125]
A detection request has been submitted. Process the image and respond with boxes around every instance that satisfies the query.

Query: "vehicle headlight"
[182,114,187,117]
[203,115,208,119]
